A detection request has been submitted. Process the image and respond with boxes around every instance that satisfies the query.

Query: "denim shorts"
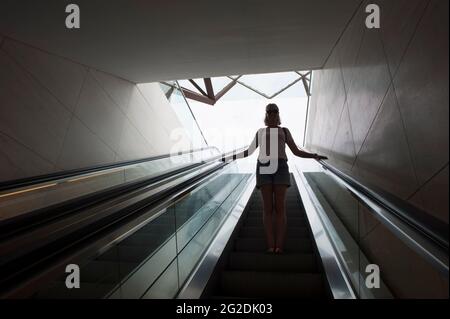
[256,159,291,189]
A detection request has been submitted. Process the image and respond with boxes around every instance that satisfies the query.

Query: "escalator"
[34,173,248,299]
[178,158,448,299]
[212,175,327,299]
[0,147,448,299]
[0,146,244,298]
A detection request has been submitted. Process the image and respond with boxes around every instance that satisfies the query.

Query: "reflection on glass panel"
[34,162,252,299]
[304,172,362,294]
[142,259,179,299]
[0,148,218,222]
[167,88,194,130]
[305,172,359,239]
[293,157,394,298]
[117,237,178,298]
[175,172,244,251]
[305,171,393,298]
[165,85,206,149]
[177,172,250,287]
[35,207,177,299]
[34,248,123,299]
[160,82,173,95]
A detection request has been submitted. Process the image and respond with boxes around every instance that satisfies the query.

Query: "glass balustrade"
[33,162,252,299]
[0,148,219,222]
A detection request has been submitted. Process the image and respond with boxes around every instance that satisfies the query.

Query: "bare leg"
[274,185,288,252]
[260,184,274,251]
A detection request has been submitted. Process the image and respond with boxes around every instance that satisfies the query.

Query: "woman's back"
[251,127,294,161]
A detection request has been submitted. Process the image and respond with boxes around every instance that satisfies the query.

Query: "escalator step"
[239,226,309,238]
[228,252,317,272]
[219,271,325,298]
[247,208,305,213]
[234,238,312,253]
[245,214,305,220]
[248,208,305,216]
[212,177,326,299]
[250,204,301,210]
[244,217,307,227]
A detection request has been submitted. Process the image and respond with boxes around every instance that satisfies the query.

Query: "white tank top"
[248,127,294,161]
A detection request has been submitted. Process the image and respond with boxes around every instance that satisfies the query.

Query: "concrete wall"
[305,0,448,298]
[0,36,189,183]
[306,0,448,224]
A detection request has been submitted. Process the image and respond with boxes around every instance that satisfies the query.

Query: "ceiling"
[0,0,362,83]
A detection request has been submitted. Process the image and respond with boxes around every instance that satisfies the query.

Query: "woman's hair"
[264,103,281,126]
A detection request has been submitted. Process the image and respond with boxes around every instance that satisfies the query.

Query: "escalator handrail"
[315,158,449,277]
[0,161,229,297]
[218,146,448,250]
[0,162,203,238]
[0,147,239,238]
[0,147,246,297]
[0,146,220,192]
[317,159,449,250]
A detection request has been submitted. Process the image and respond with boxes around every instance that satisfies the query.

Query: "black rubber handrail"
[0,162,203,240]
[219,147,448,252]
[0,147,237,240]
[0,146,219,192]
[318,159,449,251]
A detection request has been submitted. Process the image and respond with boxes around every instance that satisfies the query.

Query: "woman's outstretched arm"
[222,130,259,161]
[285,128,327,160]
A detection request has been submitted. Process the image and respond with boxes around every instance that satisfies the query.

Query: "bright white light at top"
[186,71,310,154]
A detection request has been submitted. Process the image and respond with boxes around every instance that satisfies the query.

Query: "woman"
[225,103,327,254]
